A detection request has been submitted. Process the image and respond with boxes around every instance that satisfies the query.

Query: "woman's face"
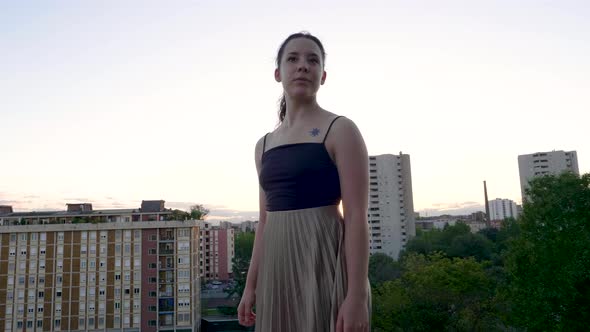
[276,37,326,100]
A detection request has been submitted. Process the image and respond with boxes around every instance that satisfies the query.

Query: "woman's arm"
[238,137,267,327]
[327,117,370,331]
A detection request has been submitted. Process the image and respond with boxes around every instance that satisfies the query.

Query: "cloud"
[418,201,485,217]
[63,198,92,202]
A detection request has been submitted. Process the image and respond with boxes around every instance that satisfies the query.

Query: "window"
[149,277,157,283]
[38,306,44,313]
[37,320,43,328]
[134,287,140,294]
[125,288,130,295]
[81,259,87,269]
[79,318,85,327]
[40,247,46,255]
[17,321,23,329]
[90,231,96,240]
[134,230,141,239]
[149,263,157,269]
[134,258,140,267]
[149,291,157,297]
[57,232,64,241]
[125,272,131,281]
[54,319,61,328]
[115,273,121,280]
[81,244,87,254]
[88,317,94,327]
[56,290,62,298]
[115,301,121,309]
[115,244,121,254]
[125,244,131,254]
[38,291,44,298]
[149,248,156,255]
[148,305,157,311]
[148,320,157,326]
[99,288,106,296]
[101,231,107,239]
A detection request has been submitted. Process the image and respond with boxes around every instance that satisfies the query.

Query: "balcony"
[159,313,175,327]
[159,271,175,284]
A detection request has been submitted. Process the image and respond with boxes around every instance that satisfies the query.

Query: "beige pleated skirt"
[255,205,371,332]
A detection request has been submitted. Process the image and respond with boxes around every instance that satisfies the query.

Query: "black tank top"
[259,116,342,212]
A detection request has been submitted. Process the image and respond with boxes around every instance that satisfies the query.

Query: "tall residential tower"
[518,150,579,202]
[368,153,416,259]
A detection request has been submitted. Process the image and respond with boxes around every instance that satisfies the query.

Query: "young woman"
[238,32,371,332]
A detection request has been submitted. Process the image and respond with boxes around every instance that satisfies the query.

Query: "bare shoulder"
[325,115,367,159]
[329,116,363,141]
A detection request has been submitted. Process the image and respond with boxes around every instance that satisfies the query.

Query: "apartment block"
[518,150,579,202]
[368,153,416,259]
[488,198,519,221]
[197,222,234,282]
[0,201,202,332]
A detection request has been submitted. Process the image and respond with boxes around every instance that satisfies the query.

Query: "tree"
[372,253,503,331]
[190,204,209,220]
[402,222,492,261]
[369,253,401,287]
[225,231,255,299]
[505,172,590,330]
[447,233,493,261]
[169,209,190,221]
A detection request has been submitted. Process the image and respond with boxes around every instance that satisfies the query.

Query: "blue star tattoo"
[309,128,320,137]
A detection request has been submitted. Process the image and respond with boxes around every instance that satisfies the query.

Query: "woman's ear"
[275,68,281,82]
[320,70,327,85]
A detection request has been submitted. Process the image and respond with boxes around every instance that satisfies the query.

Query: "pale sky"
[1,1,589,221]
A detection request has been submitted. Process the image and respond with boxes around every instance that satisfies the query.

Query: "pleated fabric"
[255,205,371,332]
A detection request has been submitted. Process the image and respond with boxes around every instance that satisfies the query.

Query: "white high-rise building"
[518,150,579,201]
[368,153,415,259]
[488,198,519,221]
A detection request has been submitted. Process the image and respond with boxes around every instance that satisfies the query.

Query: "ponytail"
[278,94,286,123]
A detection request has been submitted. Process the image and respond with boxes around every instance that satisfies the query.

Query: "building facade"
[487,198,519,221]
[518,150,579,202]
[0,201,202,332]
[197,222,234,282]
[368,153,416,259]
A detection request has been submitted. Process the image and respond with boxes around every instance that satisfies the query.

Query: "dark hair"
[276,32,326,123]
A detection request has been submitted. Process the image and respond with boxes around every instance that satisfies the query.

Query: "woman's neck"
[282,96,320,128]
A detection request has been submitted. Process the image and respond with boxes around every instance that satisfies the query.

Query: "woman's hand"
[237,288,256,327]
[336,294,369,332]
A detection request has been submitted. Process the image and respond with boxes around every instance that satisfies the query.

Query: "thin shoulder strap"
[323,116,343,143]
[262,133,269,153]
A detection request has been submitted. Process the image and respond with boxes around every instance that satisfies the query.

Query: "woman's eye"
[287,57,297,62]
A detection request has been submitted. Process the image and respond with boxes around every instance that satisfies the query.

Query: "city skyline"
[2,1,589,220]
